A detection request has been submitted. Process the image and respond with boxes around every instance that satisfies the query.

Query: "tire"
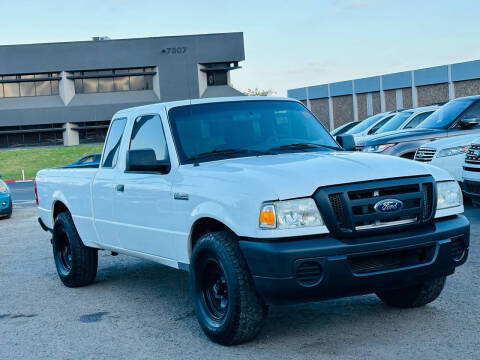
[52,212,98,288]
[190,231,267,345]
[376,277,446,308]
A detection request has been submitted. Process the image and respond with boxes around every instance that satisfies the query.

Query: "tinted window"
[404,111,434,129]
[419,99,477,129]
[369,115,394,134]
[130,114,169,162]
[458,101,480,123]
[169,101,340,164]
[102,118,127,168]
[375,112,412,134]
[345,113,386,134]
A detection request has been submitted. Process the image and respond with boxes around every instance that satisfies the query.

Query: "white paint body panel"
[417,134,479,182]
[36,97,463,267]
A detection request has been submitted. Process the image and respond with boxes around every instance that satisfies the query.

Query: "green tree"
[244,88,276,96]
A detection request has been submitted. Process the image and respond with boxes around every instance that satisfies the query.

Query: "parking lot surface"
[0,203,479,360]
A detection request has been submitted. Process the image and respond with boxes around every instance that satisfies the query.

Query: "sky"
[1,0,480,96]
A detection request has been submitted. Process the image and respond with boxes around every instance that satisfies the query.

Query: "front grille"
[463,180,480,195]
[465,144,480,164]
[328,193,347,229]
[450,236,466,261]
[414,148,436,162]
[348,245,435,274]
[463,166,480,172]
[316,176,436,238]
[355,145,364,151]
[296,261,322,286]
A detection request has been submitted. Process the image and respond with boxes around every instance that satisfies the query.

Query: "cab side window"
[404,111,433,129]
[102,118,127,168]
[129,114,169,165]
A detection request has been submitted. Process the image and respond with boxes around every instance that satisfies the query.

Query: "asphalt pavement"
[0,202,479,359]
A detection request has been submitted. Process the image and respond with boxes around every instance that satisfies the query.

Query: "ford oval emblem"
[374,199,403,213]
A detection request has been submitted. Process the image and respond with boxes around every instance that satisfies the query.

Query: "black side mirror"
[460,115,480,127]
[336,134,356,151]
[126,149,170,174]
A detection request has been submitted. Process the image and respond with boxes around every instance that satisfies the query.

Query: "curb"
[3,179,34,183]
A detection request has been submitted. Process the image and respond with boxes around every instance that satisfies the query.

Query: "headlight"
[0,183,8,193]
[363,143,395,153]
[437,181,462,210]
[259,198,324,229]
[437,145,469,158]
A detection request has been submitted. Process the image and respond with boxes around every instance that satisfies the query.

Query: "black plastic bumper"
[239,215,469,305]
[0,201,12,216]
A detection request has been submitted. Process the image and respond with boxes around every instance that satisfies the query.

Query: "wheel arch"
[188,217,236,258]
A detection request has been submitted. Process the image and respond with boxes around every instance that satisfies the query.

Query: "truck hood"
[180,152,452,200]
[356,128,445,146]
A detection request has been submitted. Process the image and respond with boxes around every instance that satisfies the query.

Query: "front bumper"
[0,196,11,216]
[462,179,480,198]
[239,215,469,305]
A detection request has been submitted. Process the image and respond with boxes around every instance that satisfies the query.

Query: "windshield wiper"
[186,148,274,163]
[269,143,341,152]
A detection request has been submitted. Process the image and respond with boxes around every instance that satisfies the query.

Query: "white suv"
[462,137,480,203]
[414,133,479,183]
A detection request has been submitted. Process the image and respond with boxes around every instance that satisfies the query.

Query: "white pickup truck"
[36,97,469,345]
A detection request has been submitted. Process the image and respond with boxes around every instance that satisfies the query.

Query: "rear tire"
[376,277,446,308]
[190,231,267,345]
[52,212,98,287]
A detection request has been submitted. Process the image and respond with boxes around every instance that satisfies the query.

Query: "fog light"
[1,201,6,206]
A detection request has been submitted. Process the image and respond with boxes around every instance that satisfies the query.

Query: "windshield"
[345,113,386,134]
[418,99,477,129]
[168,101,341,164]
[375,111,413,134]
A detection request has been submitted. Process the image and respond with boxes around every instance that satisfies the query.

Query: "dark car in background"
[345,111,397,137]
[62,153,101,168]
[330,120,360,136]
[356,96,480,158]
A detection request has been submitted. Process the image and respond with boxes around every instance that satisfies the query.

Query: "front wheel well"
[189,217,233,256]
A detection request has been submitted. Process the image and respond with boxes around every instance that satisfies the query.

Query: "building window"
[0,73,60,98]
[70,67,155,94]
[0,123,64,148]
[207,70,228,86]
[74,121,110,144]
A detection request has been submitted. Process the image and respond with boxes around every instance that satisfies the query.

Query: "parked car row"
[330,95,480,203]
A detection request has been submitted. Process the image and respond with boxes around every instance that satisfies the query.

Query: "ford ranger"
[36,97,469,345]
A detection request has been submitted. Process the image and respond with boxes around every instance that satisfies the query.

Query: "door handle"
[115,184,124,192]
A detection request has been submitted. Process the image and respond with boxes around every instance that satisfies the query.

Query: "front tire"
[376,277,446,308]
[190,231,267,345]
[52,212,98,287]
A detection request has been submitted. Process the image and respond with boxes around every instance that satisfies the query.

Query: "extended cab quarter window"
[102,118,127,168]
[129,114,169,165]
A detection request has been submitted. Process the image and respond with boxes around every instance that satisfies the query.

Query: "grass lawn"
[0,145,103,180]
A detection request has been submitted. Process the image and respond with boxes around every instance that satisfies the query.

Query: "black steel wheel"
[52,212,98,288]
[54,231,72,276]
[190,231,267,345]
[201,258,229,321]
